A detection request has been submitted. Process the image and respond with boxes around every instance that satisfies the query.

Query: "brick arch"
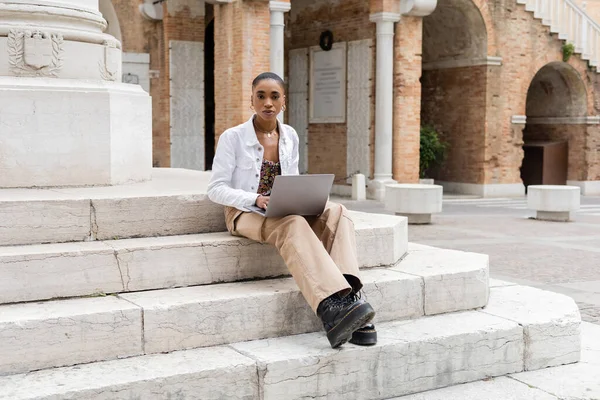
[526,62,588,118]
[420,0,493,185]
[422,0,490,63]
[521,61,593,184]
[522,59,595,117]
[468,0,497,56]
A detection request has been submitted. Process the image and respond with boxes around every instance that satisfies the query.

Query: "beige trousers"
[224,202,363,312]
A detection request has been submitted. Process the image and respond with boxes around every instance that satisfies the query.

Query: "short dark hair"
[252,72,285,91]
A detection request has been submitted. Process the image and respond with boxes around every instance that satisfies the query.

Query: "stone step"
[0,346,259,400]
[0,168,225,246]
[0,286,581,400]
[0,249,490,375]
[0,211,406,304]
[0,168,406,247]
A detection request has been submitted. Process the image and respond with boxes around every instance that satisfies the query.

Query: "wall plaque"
[309,42,346,124]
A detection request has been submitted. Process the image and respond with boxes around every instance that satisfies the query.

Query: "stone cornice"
[511,115,527,124]
[400,0,438,17]
[269,1,291,13]
[369,12,401,23]
[527,116,600,125]
[422,56,503,70]
[511,116,600,125]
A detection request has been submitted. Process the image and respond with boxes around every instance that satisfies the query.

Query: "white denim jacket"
[207,115,300,211]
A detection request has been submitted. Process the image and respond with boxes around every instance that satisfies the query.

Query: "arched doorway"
[420,0,488,185]
[204,18,215,170]
[521,62,588,189]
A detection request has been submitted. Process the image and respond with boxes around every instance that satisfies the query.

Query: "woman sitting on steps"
[207,72,376,348]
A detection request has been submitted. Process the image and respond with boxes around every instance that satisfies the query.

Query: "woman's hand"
[256,195,270,210]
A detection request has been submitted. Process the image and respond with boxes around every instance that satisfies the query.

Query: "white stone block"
[103,212,405,293]
[385,183,443,224]
[0,242,122,304]
[352,173,367,200]
[231,312,524,400]
[0,168,224,246]
[0,211,407,303]
[0,78,151,187]
[0,347,258,400]
[481,285,581,370]
[0,195,90,246]
[349,210,408,267]
[0,297,142,375]
[108,233,286,292]
[91,193,225,240]
[527,185,580,222]
[391,247,489,315]
[119,268,423,353]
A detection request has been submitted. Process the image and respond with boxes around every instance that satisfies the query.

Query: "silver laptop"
[245,174,334,218]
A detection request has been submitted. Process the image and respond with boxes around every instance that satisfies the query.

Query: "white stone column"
[368,12,401,201]
[270,1,291,122]
[0,0,152,187]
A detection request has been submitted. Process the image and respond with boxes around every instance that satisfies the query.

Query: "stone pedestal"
[385,183,443,224]
[0,0,152,187]
[527,185,580,222]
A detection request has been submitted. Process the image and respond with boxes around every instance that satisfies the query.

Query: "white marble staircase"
[518,0,600,67]
[0,169,581,399]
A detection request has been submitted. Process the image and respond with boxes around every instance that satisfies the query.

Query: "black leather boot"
[350,323,377,346]
[344,292,377,346]
[317,293,375,349]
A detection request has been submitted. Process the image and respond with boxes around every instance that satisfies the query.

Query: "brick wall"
[214,0,270,142]
[107,0,600,184]
[420,0,600,186]
[483,0,597,184]
[585,124,600,180]
[421,65,487,184]
[288,0,374,181]
[393,16,422,183]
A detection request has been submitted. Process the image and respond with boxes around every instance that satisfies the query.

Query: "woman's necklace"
[253,117,277,138]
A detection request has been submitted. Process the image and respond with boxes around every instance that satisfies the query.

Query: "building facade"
[104,0,600,197]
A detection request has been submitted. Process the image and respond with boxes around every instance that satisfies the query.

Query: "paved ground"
[334,195,600,326]
[333,194,600,399]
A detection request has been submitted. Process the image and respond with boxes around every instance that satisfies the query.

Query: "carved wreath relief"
[8,29,64,77]
[99,40,119,81]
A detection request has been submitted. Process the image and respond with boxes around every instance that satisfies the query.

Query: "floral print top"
[257,159,281,196]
